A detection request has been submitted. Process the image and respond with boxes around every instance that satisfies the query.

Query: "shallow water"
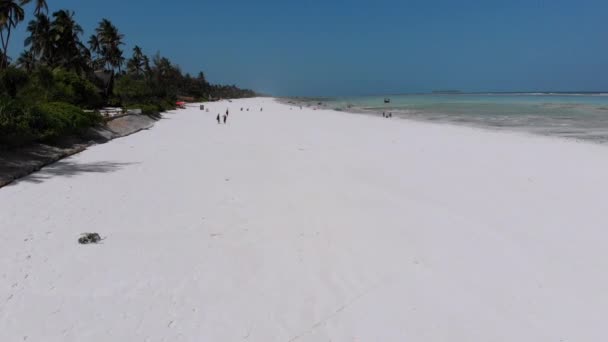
[296,93,608,143]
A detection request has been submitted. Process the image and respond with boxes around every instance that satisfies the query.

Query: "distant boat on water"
[384,98,391,104]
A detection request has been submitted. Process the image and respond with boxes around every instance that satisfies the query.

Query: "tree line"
[0,0,256,147]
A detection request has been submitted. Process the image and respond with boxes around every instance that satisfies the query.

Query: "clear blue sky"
[8,0,608,96]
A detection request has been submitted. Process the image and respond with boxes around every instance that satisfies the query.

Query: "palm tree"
[50,9,87,72]
[0,1,47,68]
[126,45,146,76]
[87,34,99,54]
[31,0,46,15]
[87,33,104,70]
[18,0,47,15]
[152,52,172,81]
[0,0,28,69]
[24,13,51,63]
[143,55,150,73]
[16,49,35,71]
[196,71,209,89]
[93,18,124,72]
[0,50,10,67]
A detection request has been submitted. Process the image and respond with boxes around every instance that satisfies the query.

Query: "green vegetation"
[0,98,101,146]
[0,1,255,148]
[0,97,38,146]
[32,101,101,139]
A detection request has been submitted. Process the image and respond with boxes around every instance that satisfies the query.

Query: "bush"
[127,103,160,115]
[0,97,39,146]
[17,67,55,104]
[127,98,176,115]
[31,102,101,141]
[159,99,176,111]
[114,76,153,106]
[50,69,103,109]
[143,104,161,115]
[106,96,122,107]
[0,67,29,98]
[0,99,102,147]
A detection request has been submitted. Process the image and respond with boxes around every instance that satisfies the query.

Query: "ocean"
[293,93,608,143]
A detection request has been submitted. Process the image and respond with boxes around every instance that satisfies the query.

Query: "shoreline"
[282,95,608,145]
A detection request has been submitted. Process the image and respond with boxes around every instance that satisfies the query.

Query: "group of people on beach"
[239,107,263,112]
[215,106,264,124]
[382,112,393,118]
[217,109,229,124]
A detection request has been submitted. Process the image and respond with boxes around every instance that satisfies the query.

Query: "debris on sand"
[78,233,103,245]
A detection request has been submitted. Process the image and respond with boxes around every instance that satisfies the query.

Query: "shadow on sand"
[13,161,138,185]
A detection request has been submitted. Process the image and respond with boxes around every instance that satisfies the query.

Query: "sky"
[7,0,608,96]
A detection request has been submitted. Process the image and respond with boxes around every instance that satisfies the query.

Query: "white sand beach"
[2,98,608,341]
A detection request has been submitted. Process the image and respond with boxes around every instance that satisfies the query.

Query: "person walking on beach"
[223,113,227,124]
[216,113,220,124]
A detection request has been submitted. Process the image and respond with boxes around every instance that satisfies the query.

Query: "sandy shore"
[1,98,607,341]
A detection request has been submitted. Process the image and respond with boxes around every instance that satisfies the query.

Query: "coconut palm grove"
[0,0,255,147]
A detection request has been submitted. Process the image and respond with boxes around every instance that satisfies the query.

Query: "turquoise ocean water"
[295,93,608,143]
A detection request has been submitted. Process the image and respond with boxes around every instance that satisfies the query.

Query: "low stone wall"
[0,114,158,188]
